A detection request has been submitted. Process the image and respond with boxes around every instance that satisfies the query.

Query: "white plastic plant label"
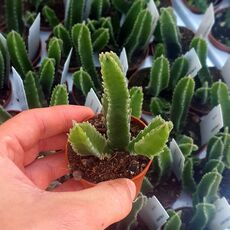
[147,0,160,31]
[196,4,215,38]
[200,105,224,145]
[170,139,185,181]
[184,48,202,78]
[222,56,230,90]
[5,67,28,111]
[139,196,169,229]
[120,48,129,77]
[139,56,153,70]
[28,13,41,61]
[83,0,93,19]
[64,0,70,21]
[209,197,230,230]
[85,88,102,114]
[61,48,72,84]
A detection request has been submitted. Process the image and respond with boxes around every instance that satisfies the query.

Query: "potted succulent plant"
[209,2,230,53]
[182,0,223,14]
[66,51,172,196]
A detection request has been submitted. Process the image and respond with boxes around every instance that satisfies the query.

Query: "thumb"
[51,179,136,230]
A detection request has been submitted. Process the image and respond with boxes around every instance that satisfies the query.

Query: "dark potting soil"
[157,0,172,8]
[180,27,195,53]
[0,86,11,106]
[211,8,230,47]
[67,114,149,183]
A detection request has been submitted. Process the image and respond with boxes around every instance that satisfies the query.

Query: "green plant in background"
[211,81,230,129]
[111,0,132,14]
[124,8,153,62]
[47,37,63,69]
[39,57,55,98]
[69,52,172,159]
[193,171,222,205]
[194,81,210,105]
[160,7,182,60]
[91,28,110,53]
[204,159,225,174]
[164,210,182,230]
[65,0,84,30]
[177,135,198,157]
[171,76,195,132]
[154,43,166,59]
[0,38,10,91]
[5,0,23,33]
[7,31,33,79]
[147,55,170,97]
[42,5,59,29]
[153,146,172,184]
[72,23,100,88]
[189,203,215,230]
[0,106,12,124]
[150,97,171,119]
[53,24,72,59]
[90,0,111,20]
[190,37,212,84]
[23,11,37,27]
[182,157,196,193]
[113,194,148,229]
[73,67,95,97]
[24,71,42,108]
[130,87,143,119]
[187,0,210,13]
[50,84,69,106]
[169,56,189,89]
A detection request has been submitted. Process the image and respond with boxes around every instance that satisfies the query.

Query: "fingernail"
[126,179,136,200]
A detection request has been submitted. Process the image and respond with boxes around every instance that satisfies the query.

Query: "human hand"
[0,106,136,230]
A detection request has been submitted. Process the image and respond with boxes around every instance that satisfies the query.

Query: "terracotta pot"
[209,7,230,53]
[65,115,153,197]
[182,0,223,14]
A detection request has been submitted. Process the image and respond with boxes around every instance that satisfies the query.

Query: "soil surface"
[0,86,11,107]
[211,8,230,48]
[180,27,194,53]
[67,114,150,183]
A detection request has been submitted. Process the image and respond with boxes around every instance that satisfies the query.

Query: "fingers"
[51,179,136,229]
[23,133,68,166]
[25,152,69,189]
[0,106,94,165]
[52,179,84,192]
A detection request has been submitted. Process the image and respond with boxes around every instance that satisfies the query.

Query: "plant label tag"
[84,0,93,19]
[139,56,153,70]
[184,48,202,77]
[5,67,28,111]
[139,196,169,229]
[147,0,159,31]
[85,88,102,114]
[196,4,215,38]
[222,56,230,90]
[64,0,70,21]
[28,13,41,61]
[200,105,224,145]
[209,197,230,230]
[170,139,185,181]
[0,33,10,76]
[120,48,129,79]
[61,48,72,84]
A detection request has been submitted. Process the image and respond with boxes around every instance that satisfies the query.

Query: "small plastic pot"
[65,115,153,197]
[209,7,230,53]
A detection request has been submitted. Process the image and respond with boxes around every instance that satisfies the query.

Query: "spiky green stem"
[50,84,69,106]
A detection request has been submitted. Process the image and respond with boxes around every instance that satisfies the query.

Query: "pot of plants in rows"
[23,0,65,32]
[65,51,172,197]
[209,4,230,53]
[182,0,223,14]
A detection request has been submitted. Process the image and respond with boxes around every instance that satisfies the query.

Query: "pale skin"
[0,105,136,230]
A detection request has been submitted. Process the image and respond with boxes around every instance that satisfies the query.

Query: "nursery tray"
[172,0,229,69]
